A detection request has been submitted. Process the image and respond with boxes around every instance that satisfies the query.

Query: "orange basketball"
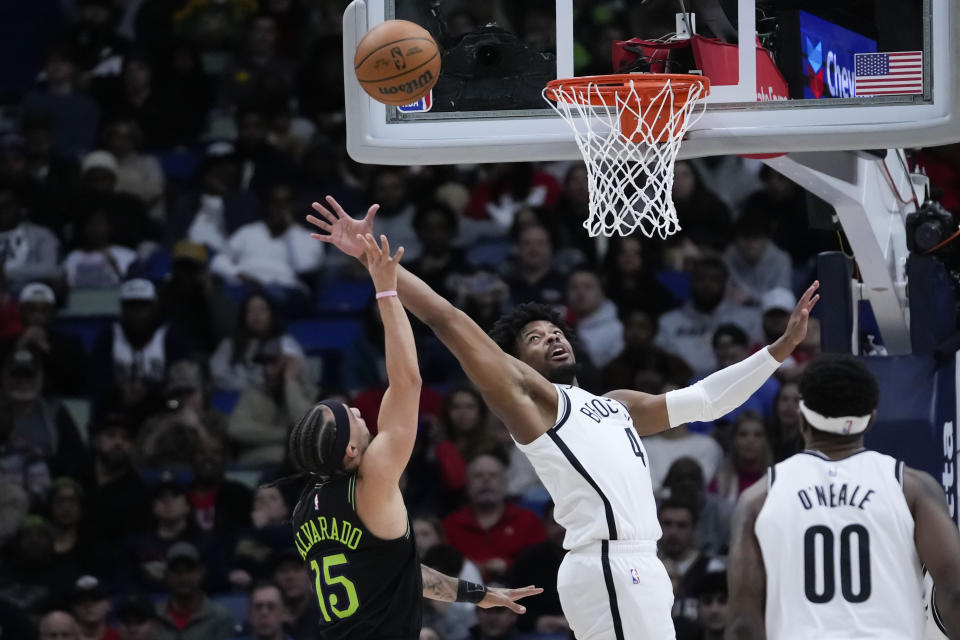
[354,20,441,107]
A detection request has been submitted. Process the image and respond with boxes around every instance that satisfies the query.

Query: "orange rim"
[544,73,711,105]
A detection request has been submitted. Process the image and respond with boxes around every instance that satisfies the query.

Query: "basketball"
[354,20,441,107]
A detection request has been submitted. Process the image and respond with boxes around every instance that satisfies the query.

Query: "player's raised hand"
[477,585,544,615]
[783,280,820,346]
[359,233,403,293]
[768,280,820,362]
[306,195,379,261]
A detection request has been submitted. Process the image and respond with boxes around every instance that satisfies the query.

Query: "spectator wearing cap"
[270,550,321,640]
[136,361,228,468]
[211,181,322,317]
[80,410,150,546]
[0,346,85,475]
[115,595,158,640]
[63,202,138,288]
[154,542,235,640]
[90,278,191,411]
[118,481,207,594]
[0,183,62,291]
[565,267,623,368]
[77,151,152,251]
[209,292,304,391]
[168,141,259,251]
[227,485,291,589]
[21,44,100,157]
[758,287,797,368]
[723,208,793,305]
[688,570,728,640]
[4,281,87,394]
[69,575,119,640]
[101,117,165,223]
[38,610,83,640]
[160,241,237,356]
[227,336,317,465]
[186,433,252,536]
[236,582,293,640]
[655,257,762,377]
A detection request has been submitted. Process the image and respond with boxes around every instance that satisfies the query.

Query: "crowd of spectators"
[1,2,959,640]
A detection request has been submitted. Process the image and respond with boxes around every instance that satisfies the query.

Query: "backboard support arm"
[762,150,924,355]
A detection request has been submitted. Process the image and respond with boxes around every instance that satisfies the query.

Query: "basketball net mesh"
[544,77,708,238]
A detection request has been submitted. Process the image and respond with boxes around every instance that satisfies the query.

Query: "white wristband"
[665,346,781,427]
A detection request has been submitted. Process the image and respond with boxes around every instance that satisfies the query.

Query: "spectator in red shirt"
[69,575,119,640]
[443,452,547,581]
[433,385,498,497]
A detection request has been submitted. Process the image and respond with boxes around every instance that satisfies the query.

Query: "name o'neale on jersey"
[294,516,363,559]
[797,483,876,511]
[578,396,632,425]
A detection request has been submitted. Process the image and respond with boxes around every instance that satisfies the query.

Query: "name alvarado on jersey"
[294,515,363,559]
[796,482,876,511]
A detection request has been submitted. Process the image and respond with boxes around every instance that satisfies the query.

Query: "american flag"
[854,51,923,97]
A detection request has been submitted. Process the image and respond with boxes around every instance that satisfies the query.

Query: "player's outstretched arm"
[904,467,960,639]
[420,564,543,614]
[609,281,819,436]
[726,482,768,640]
[351,234,420,539]
[308,196,557,445]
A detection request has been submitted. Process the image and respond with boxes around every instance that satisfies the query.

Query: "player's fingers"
[364,203,380,222]
[325,195,347,218]
[393,246,404,262]
[380,234,390,257]
[511,587,544,599]
[808,293,820,308]
[309,233,334,243]
[306,214,332,231]
[307,208,334,226]
[499,598,526,614]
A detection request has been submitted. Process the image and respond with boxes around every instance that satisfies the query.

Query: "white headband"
[798,400,871,435]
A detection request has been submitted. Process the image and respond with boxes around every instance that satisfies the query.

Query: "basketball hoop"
[543,73,710,238]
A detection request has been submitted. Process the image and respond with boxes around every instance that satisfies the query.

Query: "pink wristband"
[376,290,398,299]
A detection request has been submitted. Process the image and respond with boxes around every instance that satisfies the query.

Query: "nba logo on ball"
[630,568,641,584]
[398,91,433,113]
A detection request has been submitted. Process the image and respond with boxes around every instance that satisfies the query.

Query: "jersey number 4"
[803,524,871,604]
[311,553,360,621]
[624,429,647,466]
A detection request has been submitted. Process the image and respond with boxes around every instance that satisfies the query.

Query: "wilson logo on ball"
[378,70,435,95]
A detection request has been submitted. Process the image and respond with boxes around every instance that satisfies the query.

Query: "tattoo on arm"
[421,565,458,602]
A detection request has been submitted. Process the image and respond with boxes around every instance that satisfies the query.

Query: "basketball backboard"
[343,0,960,164]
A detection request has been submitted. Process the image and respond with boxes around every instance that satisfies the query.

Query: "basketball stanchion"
[543,74,710,238]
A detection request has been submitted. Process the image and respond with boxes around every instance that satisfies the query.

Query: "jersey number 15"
[311,553,360,621]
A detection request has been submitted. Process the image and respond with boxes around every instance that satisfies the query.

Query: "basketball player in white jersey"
[726,354,960,640]
[306,196,818,640]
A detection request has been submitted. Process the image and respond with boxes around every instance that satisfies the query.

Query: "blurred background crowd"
[1,1,959,640]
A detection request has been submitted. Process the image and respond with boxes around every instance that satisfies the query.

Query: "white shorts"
[557,540,676,640]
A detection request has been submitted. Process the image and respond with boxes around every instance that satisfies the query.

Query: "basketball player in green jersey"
[287,234,541,640]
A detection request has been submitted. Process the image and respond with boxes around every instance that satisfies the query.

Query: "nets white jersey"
[514,385,661,549]
[755,450,925,640]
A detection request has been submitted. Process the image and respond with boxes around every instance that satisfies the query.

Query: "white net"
[543,75,709,238]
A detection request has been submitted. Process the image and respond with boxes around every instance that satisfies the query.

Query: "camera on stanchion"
[906,200,959,258]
